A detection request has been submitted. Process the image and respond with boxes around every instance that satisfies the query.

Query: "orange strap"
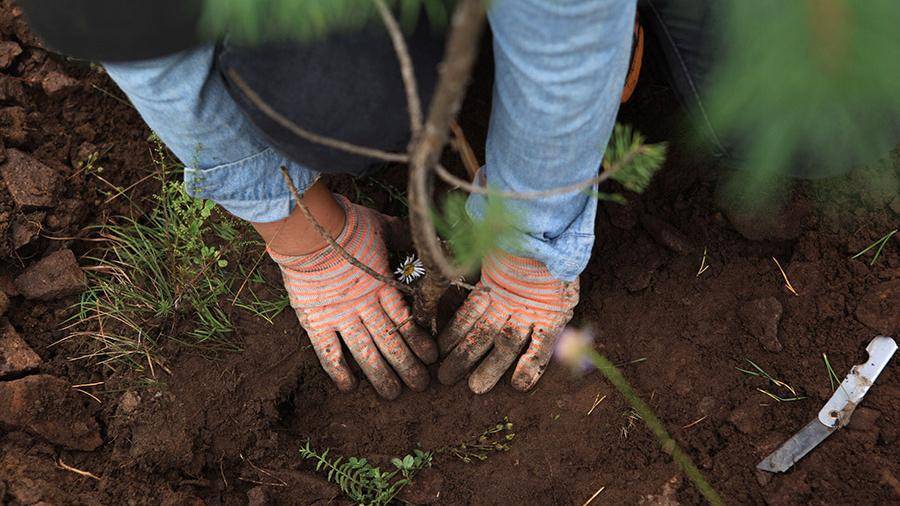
[620,15,644,104]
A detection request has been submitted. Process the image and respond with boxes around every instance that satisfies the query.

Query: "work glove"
[437,252,579,394]
[270,196,437,399]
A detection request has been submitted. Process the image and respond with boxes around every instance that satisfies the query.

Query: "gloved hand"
[437,252,579,394]
[270,196,437,399]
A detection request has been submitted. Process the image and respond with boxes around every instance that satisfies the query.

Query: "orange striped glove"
[437,252,579,394]
[269,196,437,400]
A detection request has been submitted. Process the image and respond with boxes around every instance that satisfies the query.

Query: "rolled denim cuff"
[466,191,597,282]
[184,147,319,223]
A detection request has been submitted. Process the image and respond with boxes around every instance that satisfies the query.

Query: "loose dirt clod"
[40,70,78,96]
[14,248,86,300]
[639,213,695,255]
[10,210,44,248]
[0,106,27,146]
[1,148,60,207]
[0,40,21,69]
[728,397,765,435]
[738,297,784,352]
[0,374,102,450]
[0,321,40,378]
[0,290,7,316]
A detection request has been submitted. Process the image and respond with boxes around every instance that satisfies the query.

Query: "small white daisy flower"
[395,255,425,284]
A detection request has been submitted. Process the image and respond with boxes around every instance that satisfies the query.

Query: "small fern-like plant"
[299,440,432,505]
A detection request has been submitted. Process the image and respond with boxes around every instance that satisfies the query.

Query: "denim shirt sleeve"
[103,44,319,223]
[467,0,636,281]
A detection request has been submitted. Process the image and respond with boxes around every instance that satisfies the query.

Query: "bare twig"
[681,415,707,430]
[73,388,102,404]
[771,257,799,296]
[227,69,409,164]
[582,485,606,506]
[374,0,423,136]
[57,458,101,481]
[406,0,488,329]
[696,247,710,277]
[450,121,481,179]
[279,167,413,295]
[586,393,607,416]
[433,146,644,200]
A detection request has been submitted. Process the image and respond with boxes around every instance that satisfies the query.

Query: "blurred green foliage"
[707,0,900,199]
[200,0,453,42]
[435,192,520,274]
[603,124,667,194]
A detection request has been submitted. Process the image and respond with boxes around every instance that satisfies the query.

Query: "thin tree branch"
[434,146,644,199]
[450,120,480,179]
[279,167,413,295]
[227,69,409,164]
[374,0,423,137]
[407,0,487,283]
[406,0,488,331]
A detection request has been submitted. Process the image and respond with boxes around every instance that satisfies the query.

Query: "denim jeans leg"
[103,44,319,223]
[468,0,636,281]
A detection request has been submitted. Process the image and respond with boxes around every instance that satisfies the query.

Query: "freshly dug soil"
[1,2,898,505]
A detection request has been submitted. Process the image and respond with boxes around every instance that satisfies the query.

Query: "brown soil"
[1,3,899,505]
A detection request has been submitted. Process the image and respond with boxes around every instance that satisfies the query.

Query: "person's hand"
[437,252,579,394]
[270,196,437,399]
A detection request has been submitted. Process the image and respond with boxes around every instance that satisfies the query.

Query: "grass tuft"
[61,140,288,373]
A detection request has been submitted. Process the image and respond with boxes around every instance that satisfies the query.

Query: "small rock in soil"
[0,75,26,103]
[0,374,102,450]
[118,390,140,415]
[14,249,86,301]
[10,210,44,249]
[40,70,78,96]
[0,321,41,378]
[640,213,695,255]
[398,468,444,505]
[738,297,783,352]
[0,40,22,69]
[0,291,7,316]
[0,106,27,146]
[1,149,60,208]
[855,279,899,335]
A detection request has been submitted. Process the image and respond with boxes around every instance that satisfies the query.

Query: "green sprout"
[850,229,897,266]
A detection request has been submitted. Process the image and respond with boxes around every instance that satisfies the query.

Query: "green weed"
[299,440,432,505]
[736,358,807,402]
[63,141,287,372]
[442,417,516,464]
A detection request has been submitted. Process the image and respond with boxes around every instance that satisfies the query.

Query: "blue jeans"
[104,0,635,281]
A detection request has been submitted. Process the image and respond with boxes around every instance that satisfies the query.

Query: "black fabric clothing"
[17,0,206,62]
[217,16,444,176]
